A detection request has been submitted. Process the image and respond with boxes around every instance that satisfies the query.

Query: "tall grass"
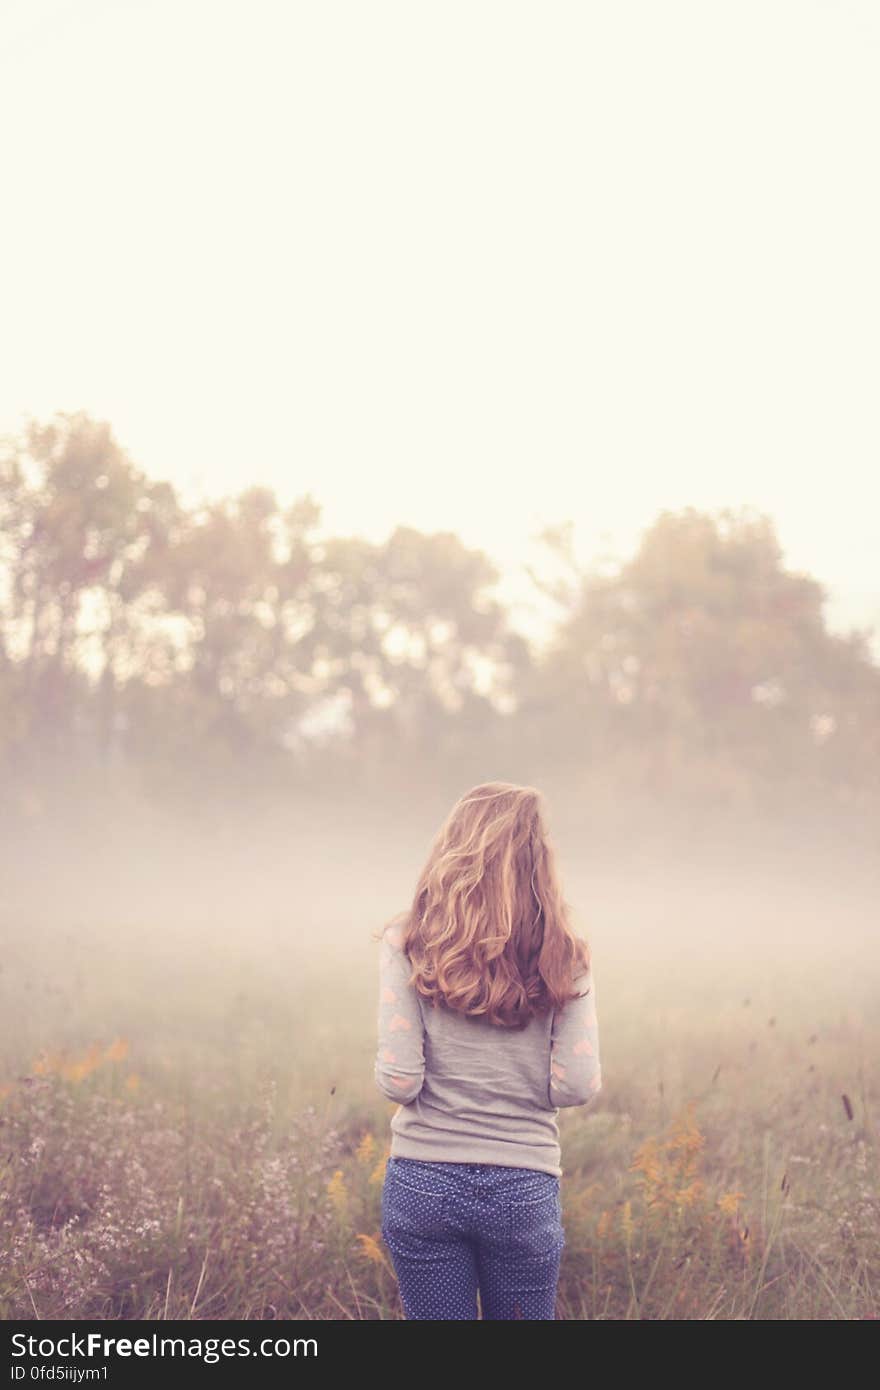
[1,915,877,1319]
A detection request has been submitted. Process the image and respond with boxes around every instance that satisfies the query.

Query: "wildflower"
[355,1232,387,1265]
[327,1169,349,1217]
[62,1044,105,1084]
[369,1153,389,1186]
[620,1200,634,1243]
[717,1190,746,1217]
[356,1132,376,1166]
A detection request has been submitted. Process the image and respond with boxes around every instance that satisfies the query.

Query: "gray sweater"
[374,921,602,1177]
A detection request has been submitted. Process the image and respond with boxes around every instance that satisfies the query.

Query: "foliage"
[1,412,878,815]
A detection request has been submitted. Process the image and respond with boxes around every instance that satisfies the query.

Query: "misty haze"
[1,0,878,1326]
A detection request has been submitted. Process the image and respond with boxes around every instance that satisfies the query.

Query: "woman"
[373,781,602,1320]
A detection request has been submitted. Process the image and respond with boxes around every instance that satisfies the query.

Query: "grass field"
[1,806,877,1320]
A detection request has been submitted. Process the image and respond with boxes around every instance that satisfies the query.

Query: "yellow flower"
[355,1232,387,1265]
[675,1178,705,1209]
[62,1043,104,1084]
[717,1190,746,1217]
[327,1169,349,1216]
[369,1152,390,1186]
[105,1037,130,1063]
[629,1105,709,1213]
[356,1132,376,1166]
[620,1199,634,1242]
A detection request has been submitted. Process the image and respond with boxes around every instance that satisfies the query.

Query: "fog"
[4,783,876,1094]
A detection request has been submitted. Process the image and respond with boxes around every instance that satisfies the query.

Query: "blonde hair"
[372,781,591,1029]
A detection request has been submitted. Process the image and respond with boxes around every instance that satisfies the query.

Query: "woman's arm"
[548,966,602,1109]
[374,924,426,1104]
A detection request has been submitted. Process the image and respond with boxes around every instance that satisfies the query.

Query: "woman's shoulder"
[568,962,594,999]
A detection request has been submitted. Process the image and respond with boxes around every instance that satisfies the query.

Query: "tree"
[524,506,880,804]
[0,411,174,760]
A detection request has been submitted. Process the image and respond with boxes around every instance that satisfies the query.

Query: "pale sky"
[1,0,878,654]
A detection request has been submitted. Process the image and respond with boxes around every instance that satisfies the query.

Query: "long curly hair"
[373,781,591,1029]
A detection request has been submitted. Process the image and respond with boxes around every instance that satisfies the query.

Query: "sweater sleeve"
[374,923,426,1105]
[548,965,602,1109]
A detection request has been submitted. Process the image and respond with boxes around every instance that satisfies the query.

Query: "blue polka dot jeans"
[381,1156,565,1320]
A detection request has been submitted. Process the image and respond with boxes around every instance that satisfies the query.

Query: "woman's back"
[376,923,601,1178]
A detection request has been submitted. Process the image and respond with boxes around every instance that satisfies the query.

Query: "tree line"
[1,411,877,816]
